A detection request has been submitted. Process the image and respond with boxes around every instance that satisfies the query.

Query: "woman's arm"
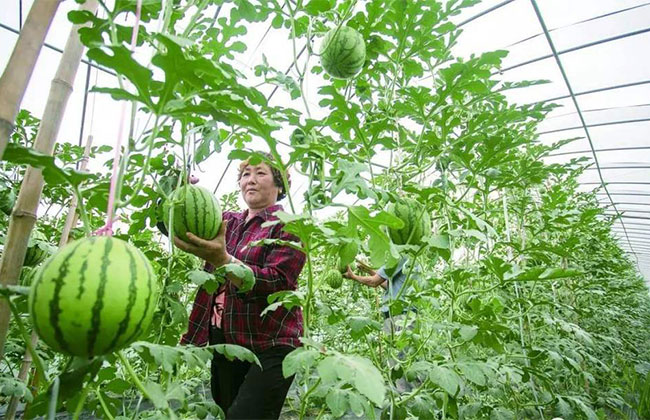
[343,266,388,289]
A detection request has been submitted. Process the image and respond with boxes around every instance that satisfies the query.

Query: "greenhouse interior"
[2,0,650,418]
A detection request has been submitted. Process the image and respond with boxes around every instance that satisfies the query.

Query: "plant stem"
[96,388,115,420]
[47,376,60,420]
[117,350,152,401]
[299,377,321,420]
[7,298,49,382]
[72,384,92,420]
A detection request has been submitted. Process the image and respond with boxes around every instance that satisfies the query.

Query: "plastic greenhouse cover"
[2,0,650,276]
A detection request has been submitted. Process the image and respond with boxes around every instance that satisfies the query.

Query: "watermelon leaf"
[282,347,320,378]
[3,142,97,187]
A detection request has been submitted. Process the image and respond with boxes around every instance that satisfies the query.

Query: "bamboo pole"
[4,134,94,420]
[0,0,62,160]
[0,0,99,357]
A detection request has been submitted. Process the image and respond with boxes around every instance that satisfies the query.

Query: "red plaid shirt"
[181,204,305,353]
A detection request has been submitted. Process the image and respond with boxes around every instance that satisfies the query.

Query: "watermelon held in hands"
[163,185,222,243]
[29,236,160,357]
[324,269,343,289]
[387,198,431,246]
[320,26,366,79]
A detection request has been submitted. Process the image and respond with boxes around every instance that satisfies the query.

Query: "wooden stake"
[0,0,62,160]
[4,134,94,420]
[0,0,99,357]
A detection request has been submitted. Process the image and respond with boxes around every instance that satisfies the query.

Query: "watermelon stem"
[71,384,92,420]
[118,350,156,406]
[95,389,115,420]
[7,297,49,383]
[72,186,92,237]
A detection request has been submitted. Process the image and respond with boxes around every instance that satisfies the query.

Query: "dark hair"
[236,152,290,201]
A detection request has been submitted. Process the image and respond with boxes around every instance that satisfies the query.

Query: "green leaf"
[491,407,515,420]
[224,263,255,292]
[0,376,33,402]
[87,45,153,108]
[3,142,96,187]
[456,362,486,386]
[458,325,478,341]
[212,344,261,367]
[283,347,320,378]
[347,392,366,417]
[187,270,215,289]
[143,381,169,409]
[567,397,598,420]
[304,0,333,15]
[429,365,461,396]
[426,234,450,249]
[331,160,376,199]
[556,397,573,418]
[348,206,400,268]
[505,267,583,282]
[263,290,305,316]
[347,316,382,339]
[317,354,386,406]
[326,388,348,417]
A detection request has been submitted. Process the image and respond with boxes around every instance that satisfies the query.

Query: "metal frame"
[548,146,650,158]
[500,26,650,73]
[539,118,650,136]
[539,79,650,105]
[583,182,650,186]
[585,166,650,171]
[601,202,650,207]
[596,192,650,197]
[528,0,639,264]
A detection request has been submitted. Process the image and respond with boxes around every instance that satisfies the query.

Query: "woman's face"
[239,162,279,209]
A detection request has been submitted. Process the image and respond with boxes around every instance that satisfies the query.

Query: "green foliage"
[2,0,650,419]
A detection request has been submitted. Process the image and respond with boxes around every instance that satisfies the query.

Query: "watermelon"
[324,269,343,289]
[0,187,15,216]
[290,128,308,146]
[24,230,52,267]
[387,198,431,246]
[29,236,159,357]
[163,185,222,243]
[20,267,36,286]
[320,26,366,79]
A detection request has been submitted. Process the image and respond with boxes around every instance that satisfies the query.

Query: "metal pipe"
[500,26,650,73]
[539,117,650,136]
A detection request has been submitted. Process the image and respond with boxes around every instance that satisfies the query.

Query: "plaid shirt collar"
[239,203,283,223]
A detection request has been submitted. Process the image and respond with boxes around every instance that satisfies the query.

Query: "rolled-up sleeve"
[242,226,305,297]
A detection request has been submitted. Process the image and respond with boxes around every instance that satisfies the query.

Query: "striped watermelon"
[163,185,222,243]
[387,198,431,246]
[324,269,343,289]
[320,26,366,79]
[0,187,15,216]
[29,237,159,357]
[24,230,52,267]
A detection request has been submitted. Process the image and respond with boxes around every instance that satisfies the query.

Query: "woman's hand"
[173,220,230,267]
[342,265,356,280]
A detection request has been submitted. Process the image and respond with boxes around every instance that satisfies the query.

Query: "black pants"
[209,327,295,419]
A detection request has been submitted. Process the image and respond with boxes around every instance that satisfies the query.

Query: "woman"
[176,153,305,419]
